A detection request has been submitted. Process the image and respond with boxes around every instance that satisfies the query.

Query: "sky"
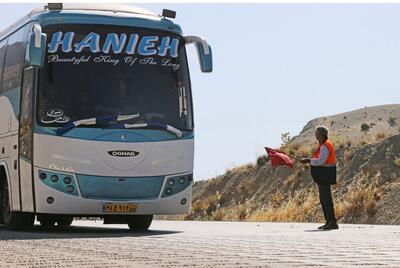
[1,3,400,180]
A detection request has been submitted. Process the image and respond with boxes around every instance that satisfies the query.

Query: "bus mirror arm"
[28,24,47,68]
[33,24,43,48]
[184,36,213,73]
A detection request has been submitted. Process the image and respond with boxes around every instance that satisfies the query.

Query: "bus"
[0,3,212,230]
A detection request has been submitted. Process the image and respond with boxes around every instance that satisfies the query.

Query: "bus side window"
[2,28,25,114]
[19,68,34,160]
[0,39,7,94]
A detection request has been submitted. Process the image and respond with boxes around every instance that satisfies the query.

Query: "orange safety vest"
[313,139,336,165]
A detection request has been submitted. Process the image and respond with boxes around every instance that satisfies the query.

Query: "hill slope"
[183,104,400,224]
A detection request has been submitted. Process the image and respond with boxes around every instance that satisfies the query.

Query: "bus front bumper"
[33,168,192,215]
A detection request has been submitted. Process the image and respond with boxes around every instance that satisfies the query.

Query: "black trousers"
[317,184,337,223]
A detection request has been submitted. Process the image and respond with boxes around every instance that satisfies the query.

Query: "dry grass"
[330,135,350,149]
[337,184,383,219]
[230,164,253,173]
[190,191,223,218]
[376,132,386,141]
[243,180,257,192]
[211,208,227,221]
[358,140,369,147]
[343,149,354,161]
[236,205,249,221]
[295,146,313,158]
[247,190,322,222]
[269,192,285,208]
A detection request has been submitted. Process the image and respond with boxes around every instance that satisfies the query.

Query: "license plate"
[103,203,137,213]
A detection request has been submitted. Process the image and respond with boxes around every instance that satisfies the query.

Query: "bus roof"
[0,4,177,40]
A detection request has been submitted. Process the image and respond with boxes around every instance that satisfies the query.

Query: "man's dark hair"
[316,126,329,139]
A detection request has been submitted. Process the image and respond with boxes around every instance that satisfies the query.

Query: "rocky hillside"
[292,104,400,148]
[163,104,400,224]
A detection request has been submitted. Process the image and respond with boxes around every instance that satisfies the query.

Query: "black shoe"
[322,222,339,230]
[318,223,327,230]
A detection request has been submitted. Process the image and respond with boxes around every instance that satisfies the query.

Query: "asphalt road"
[0,220,400,268]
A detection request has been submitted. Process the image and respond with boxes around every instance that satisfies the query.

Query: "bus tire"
[1,180,34,230]
[56,216,73,226]
[128,215,153,231]
[37,215,56,228]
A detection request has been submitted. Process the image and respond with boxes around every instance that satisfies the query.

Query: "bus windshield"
[37,24,193,131]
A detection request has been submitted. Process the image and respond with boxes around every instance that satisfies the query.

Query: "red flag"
[265,147,293,167]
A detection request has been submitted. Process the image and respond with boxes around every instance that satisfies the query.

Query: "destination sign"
[47,31,180,58]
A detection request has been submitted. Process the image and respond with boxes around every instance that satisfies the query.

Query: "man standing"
[300,126,338,230]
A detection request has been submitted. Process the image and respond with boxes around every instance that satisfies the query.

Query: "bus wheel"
[37,215,56,228]
[1,180,34,230]
[56,216,73,226]
[127,215,153,231]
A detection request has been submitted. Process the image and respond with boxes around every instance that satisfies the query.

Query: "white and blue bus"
[0,3,212,230]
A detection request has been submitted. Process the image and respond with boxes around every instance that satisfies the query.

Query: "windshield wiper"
[55,114,140,136]
[107,121,183,138]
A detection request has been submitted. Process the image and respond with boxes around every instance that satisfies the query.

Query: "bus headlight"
[66,185,74,193]
[162,173,193,197]
[40,172,47,180]
[168,179,175,186]
[165,187,173,195]
[38,170,78,196]
[64,177,72,184]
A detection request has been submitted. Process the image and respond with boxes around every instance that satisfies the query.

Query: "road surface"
[0,220,400,267]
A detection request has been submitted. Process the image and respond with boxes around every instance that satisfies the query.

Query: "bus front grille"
[76,174,164,200]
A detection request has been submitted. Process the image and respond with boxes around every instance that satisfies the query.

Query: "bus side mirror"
[185,36,213,73]
[27,24,47,68]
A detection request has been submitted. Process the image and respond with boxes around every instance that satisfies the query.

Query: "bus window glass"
[0,39,7,93]
[37,24,193,131]
[19,68,34,160]
[2,28,25,93]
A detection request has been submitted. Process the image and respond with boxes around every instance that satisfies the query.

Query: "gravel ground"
[0,220,400,268]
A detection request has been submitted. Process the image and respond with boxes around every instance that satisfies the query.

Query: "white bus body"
[0,4,212,230]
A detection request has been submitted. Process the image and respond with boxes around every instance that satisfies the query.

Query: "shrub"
[364,199,377,217]
[236,205,248,221]
[330,135,350,149]
[257,155,269,166]
[359,140,368,146]
[388,117,397,127]
[295,146,311,158]
[376,132,386,141]
[211,209,226,221]
[341,185,381,219]
[280,132,291,147]
[393,158,400,167]
[270,192,285,208]
[343,150,354,161]
[361,123,370,133]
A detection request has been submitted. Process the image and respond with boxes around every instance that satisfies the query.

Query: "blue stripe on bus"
[34,125,194,142]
